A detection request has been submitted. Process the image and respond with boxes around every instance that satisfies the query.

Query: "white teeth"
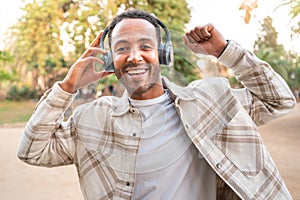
[127,69,146,75]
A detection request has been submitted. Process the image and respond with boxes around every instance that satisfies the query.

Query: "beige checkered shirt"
[17,41,295,199]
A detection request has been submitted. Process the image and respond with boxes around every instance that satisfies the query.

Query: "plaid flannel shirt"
[17,41,296,200]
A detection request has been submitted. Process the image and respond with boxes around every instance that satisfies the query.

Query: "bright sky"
[0,0,297,52]
[186,0,296,52]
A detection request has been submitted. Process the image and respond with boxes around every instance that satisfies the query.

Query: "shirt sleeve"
[17,82,77,167]
[218,40,296,125]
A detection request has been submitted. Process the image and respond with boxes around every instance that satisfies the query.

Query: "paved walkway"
[0,104,299,199]
[258,103,300,200]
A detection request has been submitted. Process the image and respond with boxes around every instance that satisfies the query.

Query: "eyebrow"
[113,37,156,46]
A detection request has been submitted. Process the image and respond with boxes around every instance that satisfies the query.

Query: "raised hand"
[59,31,113,93]
[182,23,227,58]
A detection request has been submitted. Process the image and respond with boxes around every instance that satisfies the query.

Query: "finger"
[184,33,197,44]
[182,34,189,45]
[192,27,208,41]
[193,27,206,41]
[79,56,105,65]
[81,46,107,59]
[95,70,114,79]
[199,24,214,39]
[81,31,104,58]
[90,31,104,47]
[182,34,193,47]
[188,30,201,43]
[182,34,198,51]
[83,47,107,58]
[206,23,214,34]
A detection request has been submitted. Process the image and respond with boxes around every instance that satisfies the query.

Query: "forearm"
[218,40,296,125]
[17,82,77,167]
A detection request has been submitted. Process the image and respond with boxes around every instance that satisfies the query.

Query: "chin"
[128,82,155,95]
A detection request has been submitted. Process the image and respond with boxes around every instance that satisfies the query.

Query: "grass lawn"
[0,100,37,126]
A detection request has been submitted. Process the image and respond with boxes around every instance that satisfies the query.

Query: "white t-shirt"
[130,90,216,200]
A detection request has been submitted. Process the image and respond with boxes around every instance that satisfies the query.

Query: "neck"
[129,84,165,100]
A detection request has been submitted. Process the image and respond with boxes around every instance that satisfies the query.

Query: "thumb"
[95,70,114,79]
[205,23,214,36]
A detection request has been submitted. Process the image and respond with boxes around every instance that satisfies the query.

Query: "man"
[17,9,295,199]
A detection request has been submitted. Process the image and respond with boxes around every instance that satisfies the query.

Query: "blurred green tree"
[0,51,17,99]
[254,16,300,91]
[0,51,15,82]
[8,0,69,95]
[278,0,300,34]
[6,0,194,98]
[280,0,300,96]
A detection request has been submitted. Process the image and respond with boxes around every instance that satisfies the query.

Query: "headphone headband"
[100,18,173,72]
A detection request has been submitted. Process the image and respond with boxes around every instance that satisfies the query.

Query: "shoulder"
[73,95,123,115]
[194,78,232,95]
[168,77,233,101]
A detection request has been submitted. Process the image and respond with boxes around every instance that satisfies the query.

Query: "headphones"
[99,18,173,72]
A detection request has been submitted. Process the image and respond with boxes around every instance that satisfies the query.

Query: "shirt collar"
[111,77,198,116]
[162,77,198,101]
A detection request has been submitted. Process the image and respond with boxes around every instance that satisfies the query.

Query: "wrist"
[216,40,230,58]
[58,81,77,94]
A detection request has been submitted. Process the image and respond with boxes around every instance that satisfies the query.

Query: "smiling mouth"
[126,68,147,76]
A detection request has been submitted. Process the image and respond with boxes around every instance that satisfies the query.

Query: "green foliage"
[0,70,17,82]
[0,51,17,82]
[290,0,300,19]
[254,16,300,90]
[5,0,194,99]
[14,0,64,67]
[97,74,118,91]
[171,34,199,82]
[8,0,69,93]
[294,66,300,88]
[279,0,300,19]
[6,85,37,101]
[254,17,281,51]
[277,0,300,34]
[0,51,14,63]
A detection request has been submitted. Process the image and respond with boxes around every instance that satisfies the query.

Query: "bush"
[6,85,37,101]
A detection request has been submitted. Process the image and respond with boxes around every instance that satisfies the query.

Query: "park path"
[0,104,299,200]
[258,103,300,200]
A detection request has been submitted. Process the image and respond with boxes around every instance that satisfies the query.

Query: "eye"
[140,44,152,50]
[115,47,129,54]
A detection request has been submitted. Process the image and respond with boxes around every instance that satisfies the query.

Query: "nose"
[127,49,143,63]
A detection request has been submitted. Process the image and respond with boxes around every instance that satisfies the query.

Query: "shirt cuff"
[217,40,245,69]
[46,82,76,108]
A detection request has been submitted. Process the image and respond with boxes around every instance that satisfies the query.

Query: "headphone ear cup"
[101,51,114,72]
[158,44,165,65]
[158,43,173,65]
[165,43,173,65]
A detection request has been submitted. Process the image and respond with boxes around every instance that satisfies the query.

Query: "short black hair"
[107,9,161,47]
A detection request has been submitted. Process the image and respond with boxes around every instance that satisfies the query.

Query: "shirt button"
[126,182,130,186]
[216,163,222,169]
[132,133,136,137]
[129,108,137,113]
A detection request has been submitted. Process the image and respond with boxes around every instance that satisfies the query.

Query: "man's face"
[111,18,163,100]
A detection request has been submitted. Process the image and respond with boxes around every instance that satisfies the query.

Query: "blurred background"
[0,0,299,199]
[0,0,300,104]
